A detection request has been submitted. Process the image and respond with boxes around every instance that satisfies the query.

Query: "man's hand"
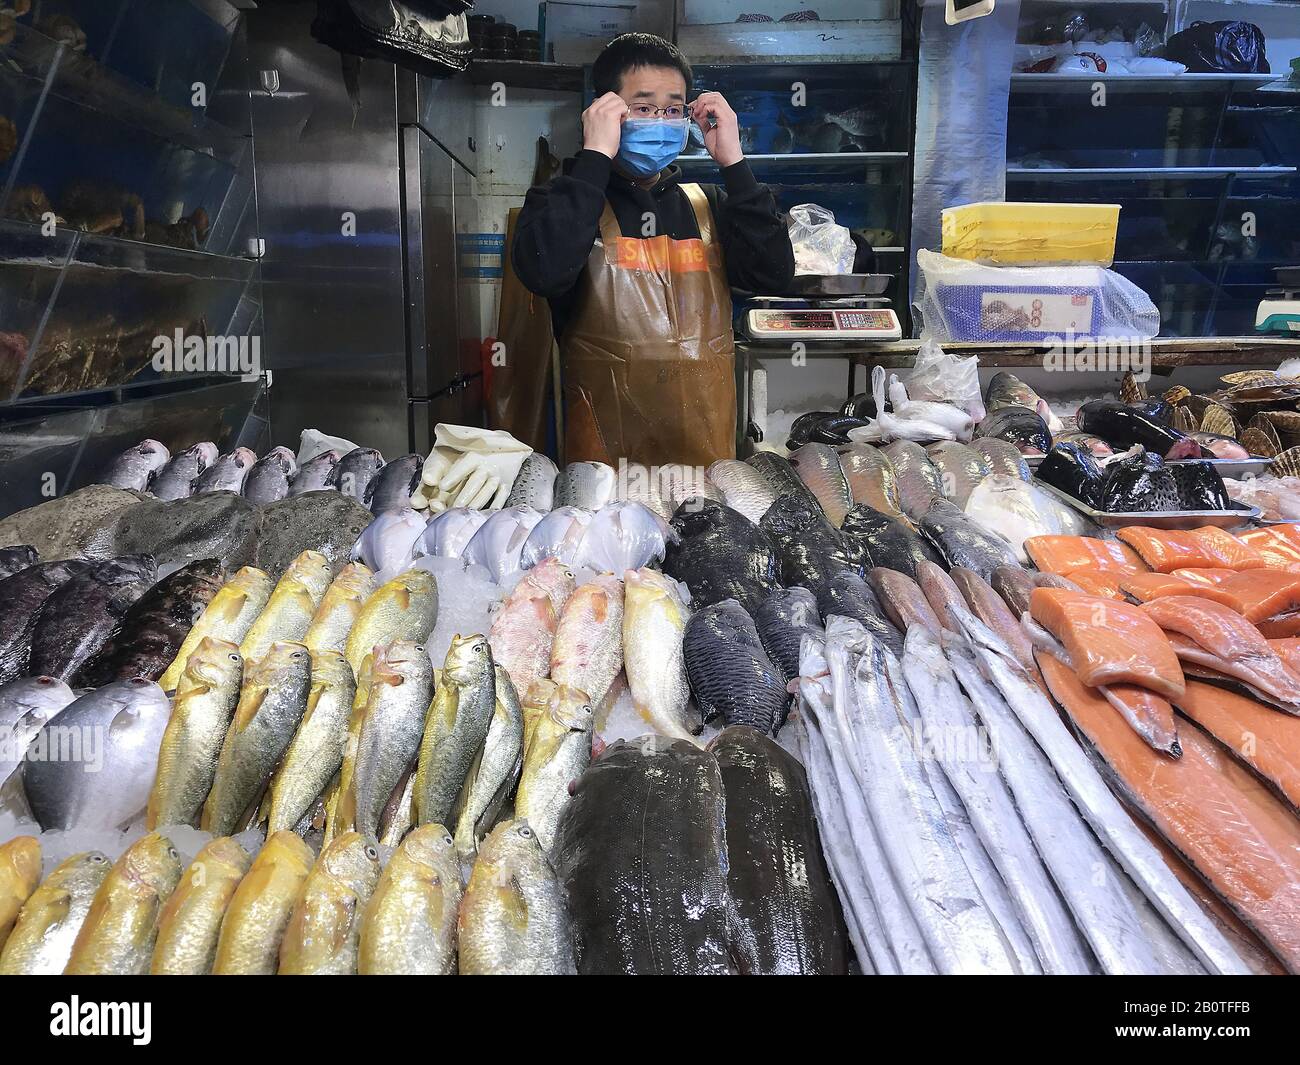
[689,91,743,168]
[582,91,628,159]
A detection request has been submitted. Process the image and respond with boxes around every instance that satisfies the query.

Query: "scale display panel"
[746,307,902,341]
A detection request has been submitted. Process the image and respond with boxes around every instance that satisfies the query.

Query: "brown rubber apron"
[561,182,736,467]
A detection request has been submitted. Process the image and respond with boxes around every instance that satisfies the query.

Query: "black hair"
[591,33,692,97]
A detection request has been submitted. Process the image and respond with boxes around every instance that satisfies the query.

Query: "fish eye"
[473,643,485,654]
[229,653,241,662]
[365,845,378,861]
[441,835,453,847]
[168,847,178,860]
[90,854,106,863]
[582,705,593,715]
[517,825,533,839]
[564,570,574,579]
[414,645,425,653]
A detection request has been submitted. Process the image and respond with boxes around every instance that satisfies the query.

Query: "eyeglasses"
[627,104,686,120]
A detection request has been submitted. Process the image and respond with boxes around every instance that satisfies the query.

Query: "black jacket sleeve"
[511,149,611,299]
[706,161,796,294]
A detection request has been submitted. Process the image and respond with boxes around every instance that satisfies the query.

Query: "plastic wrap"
[910,0,1022,314]
[1164,21,1269,74]
[787,204,855,275]
[916,250,1160,342]
[906,338,985,422]
[575,502,667,574]
[461,506,546,585]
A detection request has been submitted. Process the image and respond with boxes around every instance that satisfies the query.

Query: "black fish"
[787,412,869,448]
[759,494,859,590]
[746,451,821,514]
[683,599,789,732]
[839,503,944,579]
[242,447,298,504]
[752,587,824,685]
[553,738,733,974]
[90,493,260,575]
[332,447,385,503]
[367,453,424,513]
[0,560,94,682]
[1036,441,1106,508]
[1169,461,1231,511]
[0,545,39,581]
[1077,400,1205,460]
[1098,451,1181,513]
[842,392,877,420]
[254,491,375,578]
[974,404,1051,456]
[1132,398,1173,426]
[663,499,781,611]
[813,571,904,659]
[75,558,225,686]
[709,726,850,975]
[918,499,1019,580]
[28,555,158,682]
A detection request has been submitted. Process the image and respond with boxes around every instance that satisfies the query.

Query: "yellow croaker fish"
[622,567,697,743]
[0,851,110,975]
[202,641,312,835]
[303,562,377,660]
[453,665,524,859]
[146,638,244,830]
[457,820,576,975]
[278,832,382,975]
[352,641,435,843]
[358,824,461,974]
[64,832,183,975]
[211,831,313,975]
[266,649,356,834]
[323,651,376,845]
[150,837,252,975]
[344,569,439,678]
[159,566,273,691]
[516,681,594,855]
[239,550,333,665]
[0,836,41,949]
[550,574,624,708]
[414,634,495,829]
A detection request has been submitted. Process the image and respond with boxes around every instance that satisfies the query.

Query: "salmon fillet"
[1194,527,1269,570]
[1142,596,1300,710]
[1098,683,1180,756]
[1025,535,1147,576]
[1132,814,1287,976]
[1174,680,1300,814]
[1120,572,1194,603]
[1115,527,1266,573]
[1063,568,1125,599]
[1030,587,1185,699]
[1039,653,1300,973]
[1259,613,1300,639]
[1217,570,1300,623]
[1238,524,1300,567]
[1268,638,1300,674]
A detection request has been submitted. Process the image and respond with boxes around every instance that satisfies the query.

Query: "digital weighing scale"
[1256,266,1300,336]
[738,274,903,343]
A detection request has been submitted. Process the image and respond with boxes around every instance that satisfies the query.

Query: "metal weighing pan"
[1032,479,1260,531]
[786,273,892,297]
[1172,457,1272,479]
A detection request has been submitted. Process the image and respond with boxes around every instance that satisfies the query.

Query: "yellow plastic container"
[941,201,1121,267]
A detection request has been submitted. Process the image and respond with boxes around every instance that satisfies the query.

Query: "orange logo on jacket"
[610,235,717,274]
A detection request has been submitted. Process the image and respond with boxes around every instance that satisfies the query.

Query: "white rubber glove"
[427,424,532,510]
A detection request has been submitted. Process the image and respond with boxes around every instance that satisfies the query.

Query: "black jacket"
[512,149,796,339]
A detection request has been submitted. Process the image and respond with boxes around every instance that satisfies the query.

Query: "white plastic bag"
[787,204,855,275]
[297,428,360,465]
[906,337,986,422]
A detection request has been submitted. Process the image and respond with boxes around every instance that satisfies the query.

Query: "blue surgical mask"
[616,118,689,177]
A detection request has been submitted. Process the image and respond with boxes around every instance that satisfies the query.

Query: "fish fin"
[498,875,529,932]
[215,591,249,623]
[233,687,268,730]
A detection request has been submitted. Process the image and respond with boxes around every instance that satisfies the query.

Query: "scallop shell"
[1240,427,1278,459]
[1264,410,1300,432]
[1220,370,1279,387]
[1163,385,1191,405]
[1270,446,1300,478]
[1248,414,1282,452]
[1120,371,1147,404]
[1199,404,1237,437]
[1173,406,1199,433]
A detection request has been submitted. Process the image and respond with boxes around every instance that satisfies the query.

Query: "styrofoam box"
[540,2,636,64]
[682,0,895,22]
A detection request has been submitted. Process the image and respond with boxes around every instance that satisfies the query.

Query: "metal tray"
[1170,457,1272,479]
[1031,479,1260,530]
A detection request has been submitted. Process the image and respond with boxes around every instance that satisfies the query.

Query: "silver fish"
[505,453,559,510]
[956,610,1251,975]
[970,438,1030,482]
[574,502,666,573]
[881,441,944,520]
[416,507,489,560]
[901,625,1095,974]
[925,441,991,508]
[789,443,853,527]
[289,450,341,495]
[519,507,593,569]
[333,447,385,503]
[193,447,257,494]
[349,508,426,575]
[151,442,219,500]
[462,506,545,584]
[368,453,424,513]
[242,447,298,504]
[0,676,76,792]
[22,678,172,831]
[453,665,524,858]
[705,459,778,524]
[100,439,170,491]
[554,461,616,510]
